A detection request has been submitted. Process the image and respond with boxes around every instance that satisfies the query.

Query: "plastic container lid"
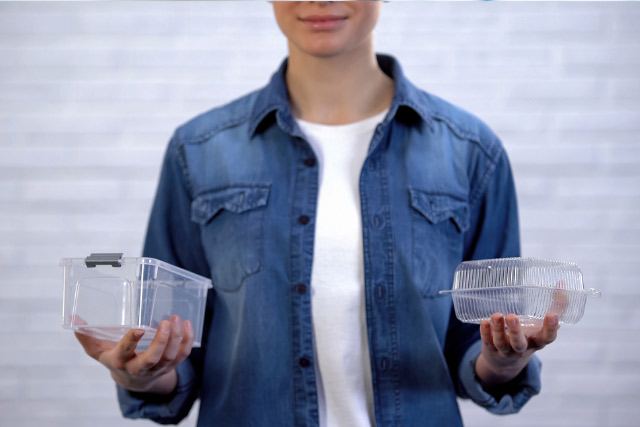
[440,257,600,333]
[61,253,212,348]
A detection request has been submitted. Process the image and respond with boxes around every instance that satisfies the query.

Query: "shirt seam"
[171,135,196,201]
[468,151,501,208]
[429,113,499,161]
[179,113,252,146]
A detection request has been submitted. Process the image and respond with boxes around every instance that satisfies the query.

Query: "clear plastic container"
[440,257,600,333]
[61,253,212,348]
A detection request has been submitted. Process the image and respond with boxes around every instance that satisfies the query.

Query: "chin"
[305,49,345,59]
[299,39,354,58]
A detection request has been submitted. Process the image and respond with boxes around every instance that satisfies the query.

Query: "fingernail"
[172,316,180,327]
[507,318,517,327]
[549,315,558,326]
[133,330,144,339]
[186,320,193,332]
[160,322,170,333]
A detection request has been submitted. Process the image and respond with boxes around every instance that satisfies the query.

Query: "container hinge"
[85,253,123,268]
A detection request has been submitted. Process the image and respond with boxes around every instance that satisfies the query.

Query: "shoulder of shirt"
[170,89,261,147]
[415,88,505,163]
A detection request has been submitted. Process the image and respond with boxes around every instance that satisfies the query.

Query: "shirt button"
[295,284,307,294]
[376,284,385,299]
[304,158,316,167]
[298,215,310,225]
[299,357,311,367]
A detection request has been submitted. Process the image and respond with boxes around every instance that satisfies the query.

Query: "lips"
[299,14,347,31]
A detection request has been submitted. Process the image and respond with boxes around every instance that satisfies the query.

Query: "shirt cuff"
[117,360,197,424]
[458,340,542,414]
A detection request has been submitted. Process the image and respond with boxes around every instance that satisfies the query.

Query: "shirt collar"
[248,54,432,138]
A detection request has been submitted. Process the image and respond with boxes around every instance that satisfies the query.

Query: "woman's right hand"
[74,315,194,394]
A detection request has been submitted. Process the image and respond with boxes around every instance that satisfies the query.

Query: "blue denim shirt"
[117,54,541,427]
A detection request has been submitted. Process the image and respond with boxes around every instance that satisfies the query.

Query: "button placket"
[290,139,320,425]
[361,145,402,423]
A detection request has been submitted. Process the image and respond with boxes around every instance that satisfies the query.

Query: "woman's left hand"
[475,312,559,388]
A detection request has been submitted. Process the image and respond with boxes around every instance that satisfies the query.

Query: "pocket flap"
[409,188,469,232]
[191,185,270,225]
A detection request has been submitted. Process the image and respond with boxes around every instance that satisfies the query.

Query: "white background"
[0,2,639,427]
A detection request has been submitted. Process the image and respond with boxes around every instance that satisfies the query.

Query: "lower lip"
[300,18,346,31]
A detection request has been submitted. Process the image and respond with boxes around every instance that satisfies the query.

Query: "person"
[75,2,560,426]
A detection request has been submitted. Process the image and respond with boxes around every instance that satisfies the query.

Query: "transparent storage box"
[61,253,212,348]
[440,257,600,332]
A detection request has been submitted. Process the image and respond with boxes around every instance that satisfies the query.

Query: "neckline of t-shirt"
[295,109,389,135]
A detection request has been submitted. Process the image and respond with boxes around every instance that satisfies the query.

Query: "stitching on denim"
[193,183,271,199]
[182,113,252,146]
[378,151,403,426]
[289,137,303,427]
[468,153,499,208]
[411,193,417,300]
[409,189,470,232]
[409,187,469,202]
[429,112,499,162]
[300,135,321,424]
[360,157,383,423]
[192,186,269,293]
[172,136,195,199]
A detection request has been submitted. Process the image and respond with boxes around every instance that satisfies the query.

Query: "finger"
[550,280,569,317]
[479,320,496,352]
[490,313,511,353]
[70,314,87,326]
[168,320,195,370]
[128,320,171,375]
[150,316,183,371]
[74,330,115,360]
[71,314,99,357]
[532,313,559,349]
[505,314,528,353]
[111,328,145,368]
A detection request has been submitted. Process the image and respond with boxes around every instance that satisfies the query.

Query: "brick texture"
[0,2,638,427]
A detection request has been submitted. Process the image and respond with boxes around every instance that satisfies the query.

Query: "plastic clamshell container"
[440,257,600,332]
[61,254,212,348]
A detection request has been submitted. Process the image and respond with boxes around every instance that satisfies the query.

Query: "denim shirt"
[117,54,542,427]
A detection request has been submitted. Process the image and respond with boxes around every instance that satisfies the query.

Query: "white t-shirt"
[296,109,388,427]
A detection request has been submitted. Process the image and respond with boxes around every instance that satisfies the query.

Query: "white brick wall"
[0,2,638,427]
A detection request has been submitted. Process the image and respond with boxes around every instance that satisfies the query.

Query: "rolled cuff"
[117,360,198,424]
[458,340,542,415]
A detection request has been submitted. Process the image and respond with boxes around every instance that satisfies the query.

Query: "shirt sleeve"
[444,143,542,414]
[116,134,211,423]
[117,359,200,424]
[457,341,542,414]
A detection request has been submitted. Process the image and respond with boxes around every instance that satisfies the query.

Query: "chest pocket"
[191,185,270,292]
[409,188,470,298]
